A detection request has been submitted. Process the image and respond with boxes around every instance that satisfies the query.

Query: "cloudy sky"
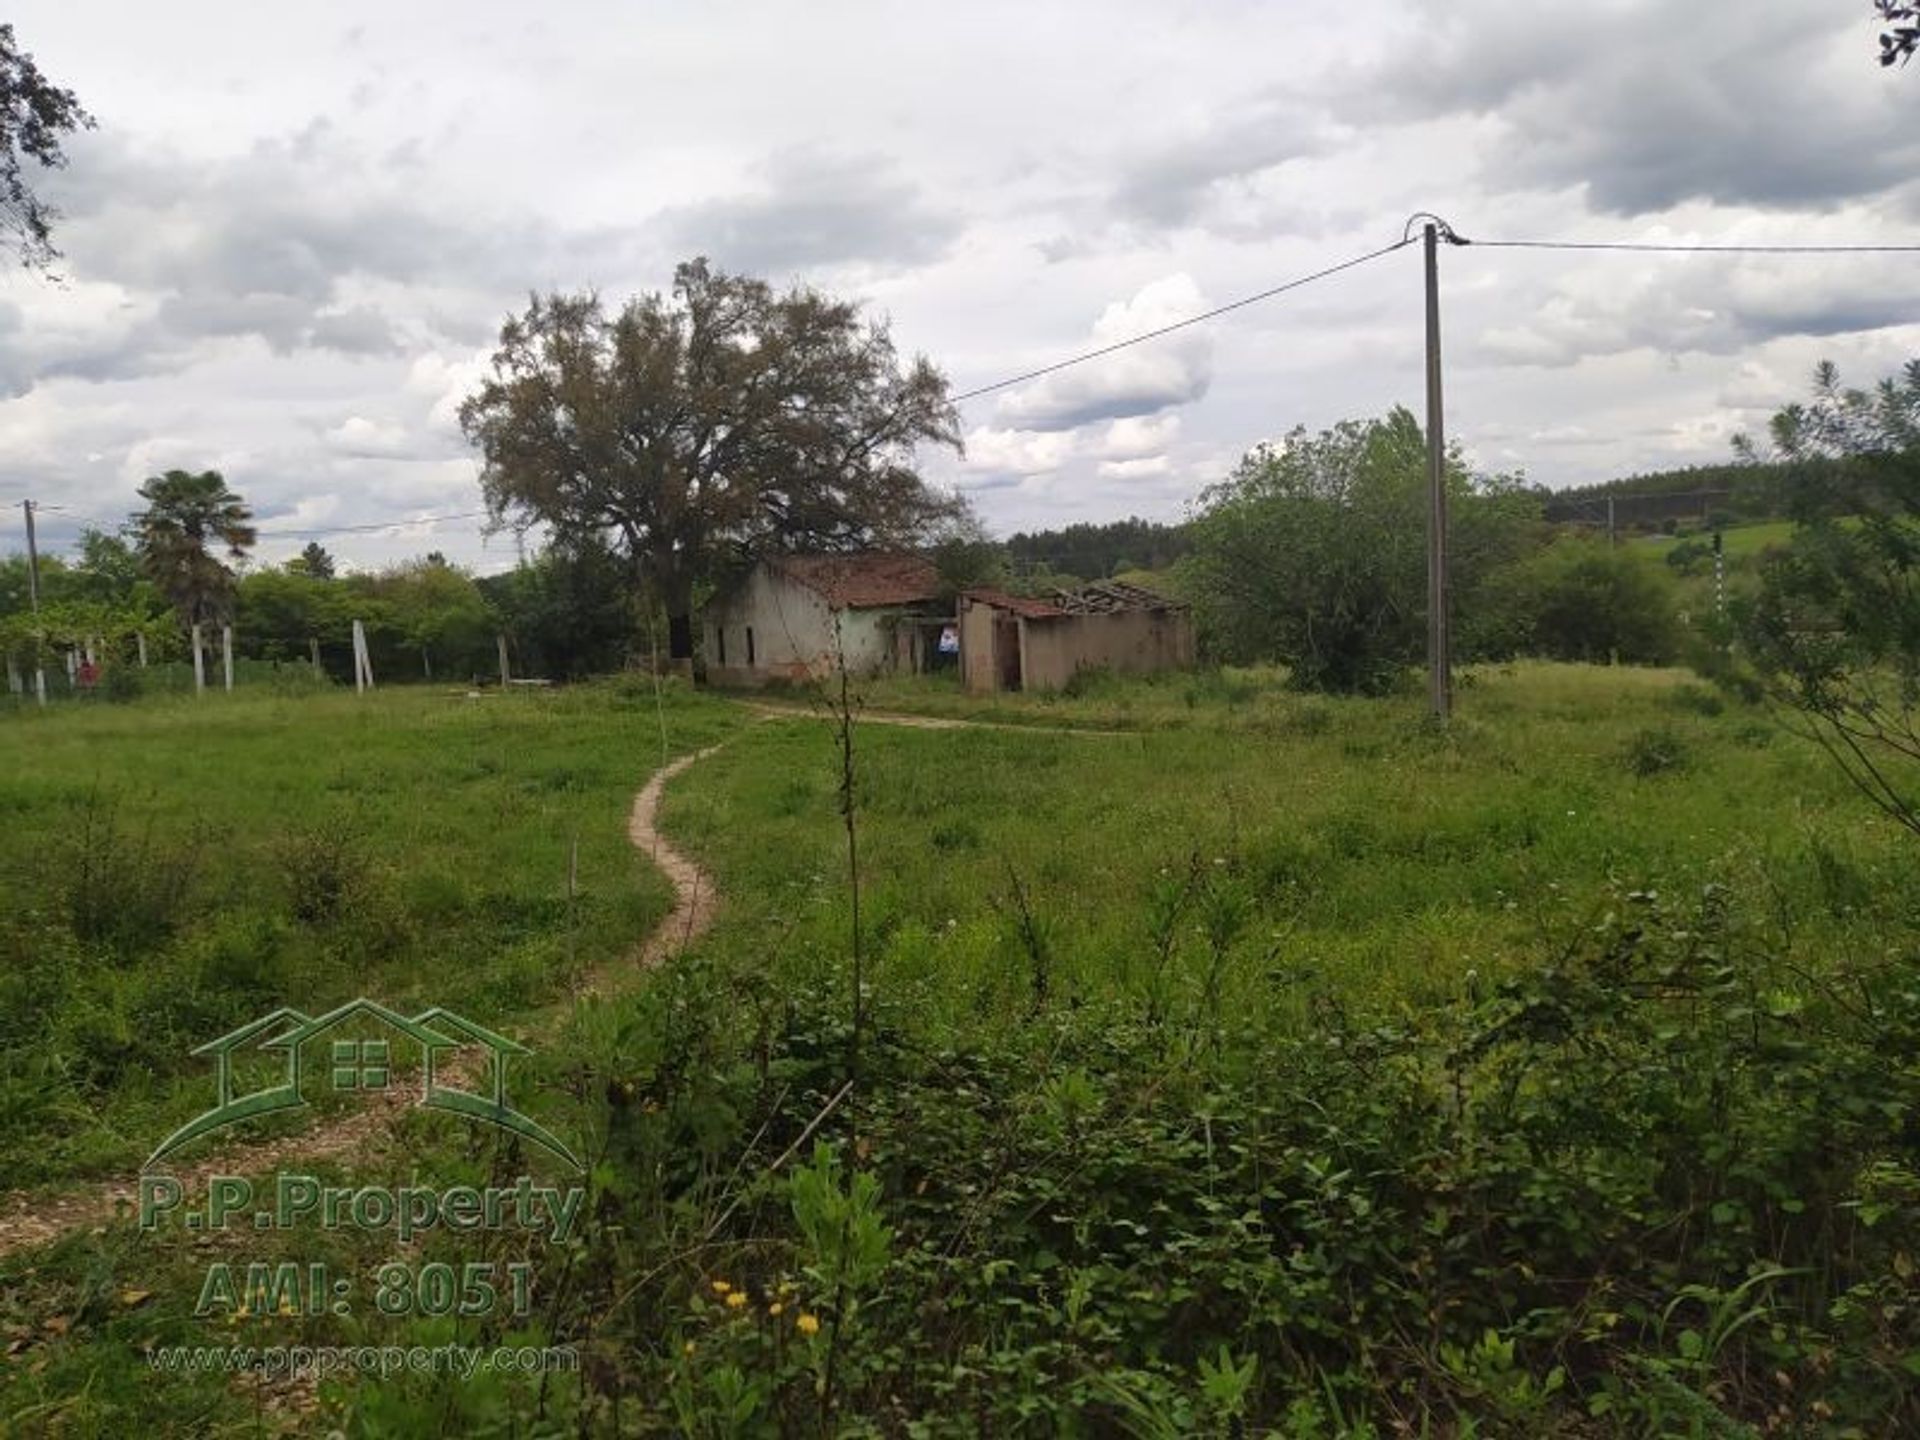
[2,1,1916,574]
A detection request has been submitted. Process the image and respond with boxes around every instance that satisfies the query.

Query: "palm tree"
[133,470,256,628]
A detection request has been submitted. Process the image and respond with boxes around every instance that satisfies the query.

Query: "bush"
[573,882,1920,1434]
[1483,538,1682,664]
[1181,407,1539,692]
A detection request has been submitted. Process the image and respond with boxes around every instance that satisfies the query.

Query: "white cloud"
[1097,455,1172,479]
[995,275,1214,431]
[1100,414,1181,460]
[962,426,1080,477]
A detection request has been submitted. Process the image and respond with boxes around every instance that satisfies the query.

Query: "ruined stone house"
[958,581,1194,694]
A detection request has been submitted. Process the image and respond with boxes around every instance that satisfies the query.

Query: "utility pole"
[1607,495,1617,548]
[22,499,40,612]
[22,499,45,706]
[1423,221,1451,726]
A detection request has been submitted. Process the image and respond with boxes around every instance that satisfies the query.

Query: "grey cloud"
[652,149,963,275]
[1473,257,1920,369]
[308,306,405,355]
[1333,2,1920,215]
[997,367,1209,431]
[33,129,641,380]
[1109,92,1327,229]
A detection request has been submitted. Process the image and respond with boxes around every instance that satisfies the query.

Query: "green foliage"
[1004,516,1191,581]
[1730,359,1920,837]
[478,537,641,680]
[1479,537,1683,665]
[0,22,94,270]
[132,469,256,629]
[1181,407,1540,691]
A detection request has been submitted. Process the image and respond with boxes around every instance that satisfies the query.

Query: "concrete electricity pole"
[22,499,41,613]
[1423,221,1452,726]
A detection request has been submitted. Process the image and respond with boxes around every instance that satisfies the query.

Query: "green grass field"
[2,663,1916,1434]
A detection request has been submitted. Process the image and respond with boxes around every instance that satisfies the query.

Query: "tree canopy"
[459,258,965,656]
[0,24,93,270]
[1180,407,1540,692]
[133,469,256,629]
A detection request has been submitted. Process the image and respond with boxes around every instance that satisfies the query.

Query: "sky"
[1,1,1917,575]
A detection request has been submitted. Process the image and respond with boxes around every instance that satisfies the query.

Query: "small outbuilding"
[705,552,950,686]
[959,580,1194,694]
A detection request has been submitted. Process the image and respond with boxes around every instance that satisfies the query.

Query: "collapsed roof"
[963,579,1189,619]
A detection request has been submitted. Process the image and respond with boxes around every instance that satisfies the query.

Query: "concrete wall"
[959,597,1002,695]
[964,601,1194,694]
[706,566,909,687]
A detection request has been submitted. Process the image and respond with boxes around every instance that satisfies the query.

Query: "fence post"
[352,620,374,693]
[6,656,18,695]
[191,624,205,696]
[136,632,148,667]
[222,625,234,692]
[309,637,321,676]
[497,633,510,688]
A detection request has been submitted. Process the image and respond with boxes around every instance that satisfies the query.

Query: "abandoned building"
[704,552,951,686]
[958,581,1195,694]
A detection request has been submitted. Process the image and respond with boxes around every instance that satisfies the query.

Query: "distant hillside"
[1002,517,1190,582]
[1543,458,1859,529]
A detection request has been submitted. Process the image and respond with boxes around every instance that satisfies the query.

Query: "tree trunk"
[668,612,693,660]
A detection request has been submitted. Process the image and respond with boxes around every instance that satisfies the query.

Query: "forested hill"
[1541,459,1833,527]
[1001,517,1190,581]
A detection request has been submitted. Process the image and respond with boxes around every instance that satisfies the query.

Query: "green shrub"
[1485,537,1683,664]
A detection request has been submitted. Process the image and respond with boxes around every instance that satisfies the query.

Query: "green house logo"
[146,998,582,1172]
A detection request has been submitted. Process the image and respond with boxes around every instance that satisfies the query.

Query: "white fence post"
[497,633,510,688]
[352,619,374,693]
[222,625,234,692]
[191,624,205,696]
[136,632,148,667]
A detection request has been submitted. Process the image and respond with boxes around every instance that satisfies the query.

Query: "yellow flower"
[725,1290,748,1309]
[768,1302,784,1317]
[795,1313,821,1337]
[710,1280,731,1295]
[683,1339,697,1356]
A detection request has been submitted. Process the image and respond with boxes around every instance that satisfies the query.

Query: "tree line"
[0,475,647,688]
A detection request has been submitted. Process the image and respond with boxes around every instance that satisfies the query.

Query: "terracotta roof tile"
[960,587,1066,619]
[766,552,942,608]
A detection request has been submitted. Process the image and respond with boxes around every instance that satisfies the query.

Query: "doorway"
[995,615,1021,691]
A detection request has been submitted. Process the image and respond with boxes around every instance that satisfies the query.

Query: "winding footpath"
[0,737,729,1262]
[0,704,1105,1261]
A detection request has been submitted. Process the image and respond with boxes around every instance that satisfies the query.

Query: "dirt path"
[0,707,1083,1260]
[736,699,1124,736]
[0,741,729,1263]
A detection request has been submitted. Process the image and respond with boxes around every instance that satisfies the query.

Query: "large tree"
[459,259,964,658]
[0,24,93,270]
[1180,407,1540,691]
[132,469,257,630]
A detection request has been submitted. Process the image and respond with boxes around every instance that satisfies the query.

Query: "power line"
[1467,237,1920,255]
[254,508,492,540]
[949,237,1414,404]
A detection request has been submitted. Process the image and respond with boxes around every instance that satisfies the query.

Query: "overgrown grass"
[0,678,737,1186]
[6,662,1919,1434]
